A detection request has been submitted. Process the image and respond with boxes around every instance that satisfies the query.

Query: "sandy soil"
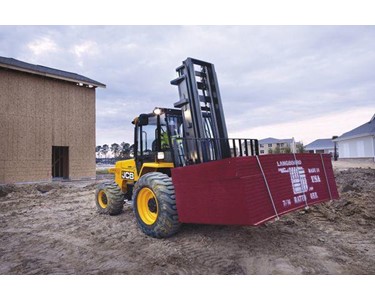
[333,159,375,170]
[0,163,374,274]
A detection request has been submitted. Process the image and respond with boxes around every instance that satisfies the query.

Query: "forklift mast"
[171,58,232,164]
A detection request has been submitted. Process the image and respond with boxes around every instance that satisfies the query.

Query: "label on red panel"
[277,160,320,208]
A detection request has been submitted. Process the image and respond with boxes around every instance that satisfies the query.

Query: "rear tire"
[95,181,125,215]
[132,172,181,238]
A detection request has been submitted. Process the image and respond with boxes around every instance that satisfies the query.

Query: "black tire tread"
[95,181,124,215]
[132,172,181,238]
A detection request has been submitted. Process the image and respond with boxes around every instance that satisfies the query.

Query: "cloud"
[72,40,98,56]
[27,36,58,55]
[71,40,99,66]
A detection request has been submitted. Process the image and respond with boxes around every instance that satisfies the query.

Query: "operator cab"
[133,107,184,172]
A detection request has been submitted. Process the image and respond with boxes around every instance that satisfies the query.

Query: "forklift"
[95,58,338,238]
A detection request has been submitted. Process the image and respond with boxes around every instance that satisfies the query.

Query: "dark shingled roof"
[335,114,375,141]
[0,56,105,88]
[305,139,334,150]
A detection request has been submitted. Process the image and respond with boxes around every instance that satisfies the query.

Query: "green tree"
[296,142,305,153]
[283,145,292,154]
[111,143,120,158]
[95,145,102,158]
[120,142,131,158]
[129,144,134,157]
[274,145,281,154]
[120,142,135,158]
[101,144,109,159]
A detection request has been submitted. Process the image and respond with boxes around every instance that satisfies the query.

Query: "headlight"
[153,108,162,115]
[157,152,165,160]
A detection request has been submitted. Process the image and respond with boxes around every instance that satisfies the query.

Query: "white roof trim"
[334,132,374,142]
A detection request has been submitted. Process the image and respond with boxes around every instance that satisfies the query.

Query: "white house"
[334,114,375,161]
[258,137,296,155]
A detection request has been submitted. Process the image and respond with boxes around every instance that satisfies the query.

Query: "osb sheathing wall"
[0,68,96,183]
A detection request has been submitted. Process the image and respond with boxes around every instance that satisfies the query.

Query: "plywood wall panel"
[0,117,7,161]
[0,68,97,183]
[0,160,5,182]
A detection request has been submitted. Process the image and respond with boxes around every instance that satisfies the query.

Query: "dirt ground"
[0,161,374,275]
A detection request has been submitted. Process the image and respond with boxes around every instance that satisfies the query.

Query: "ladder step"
[197,82,206,90]
[199,95,211,103]
[195,71,206,78]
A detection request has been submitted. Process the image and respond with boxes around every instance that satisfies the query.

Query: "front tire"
[95,181,125,215]
[132,172,181,238]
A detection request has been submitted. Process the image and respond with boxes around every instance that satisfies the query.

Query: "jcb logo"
[122,171,134,180]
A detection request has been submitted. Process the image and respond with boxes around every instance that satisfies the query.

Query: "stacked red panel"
[172,154,339,225]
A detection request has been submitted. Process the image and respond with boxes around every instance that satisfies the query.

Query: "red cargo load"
[171,154,339,226]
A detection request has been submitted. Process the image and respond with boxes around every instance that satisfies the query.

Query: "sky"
[1,25,375,146]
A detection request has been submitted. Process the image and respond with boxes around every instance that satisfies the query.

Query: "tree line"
[268,143,305,154]
[96,141,305,159]
[96,142,134,159]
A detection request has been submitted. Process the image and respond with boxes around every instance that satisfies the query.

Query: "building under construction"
[0,56,105,183]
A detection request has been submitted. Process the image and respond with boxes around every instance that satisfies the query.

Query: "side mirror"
[138,114,149,126]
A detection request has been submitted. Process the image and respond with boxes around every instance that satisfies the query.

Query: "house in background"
[334,114,375,161]
[258,137,296,155]
[0,56,105,183]
[305,139,335,155]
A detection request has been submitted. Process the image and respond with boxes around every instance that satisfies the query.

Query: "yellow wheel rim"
[98,190,108,209]
[137,187,159,225]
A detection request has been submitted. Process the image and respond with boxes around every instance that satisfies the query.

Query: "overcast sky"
[1,25,374,146]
